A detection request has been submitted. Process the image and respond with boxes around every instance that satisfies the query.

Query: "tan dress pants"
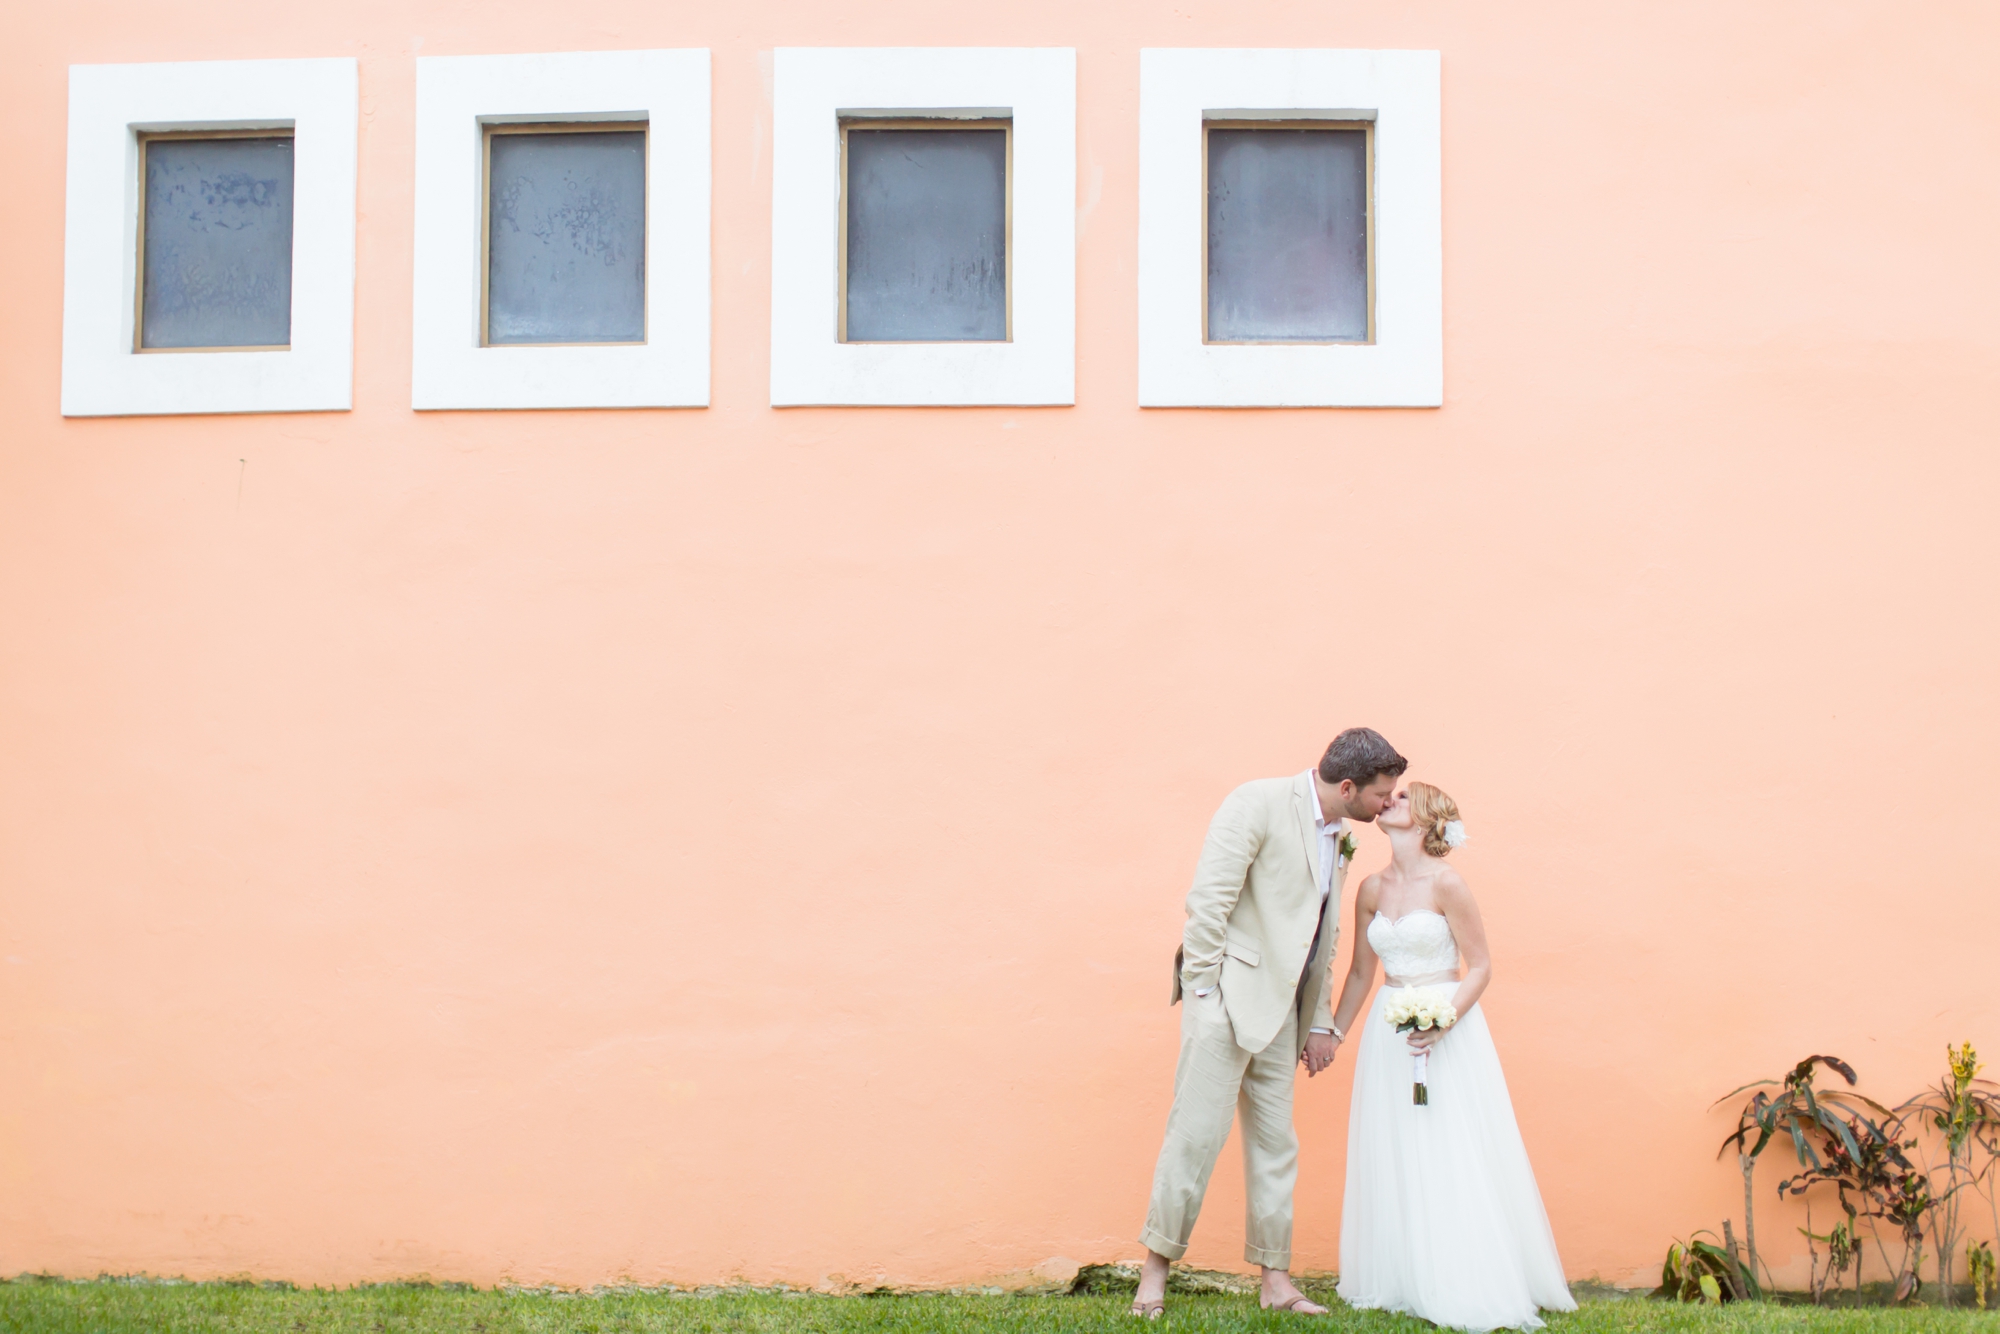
[1139,986,1301,1269]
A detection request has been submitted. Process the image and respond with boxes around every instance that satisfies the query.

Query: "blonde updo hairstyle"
[1407,782,1463,858]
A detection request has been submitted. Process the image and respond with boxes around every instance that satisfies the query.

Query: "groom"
[1133,728,1408,1317]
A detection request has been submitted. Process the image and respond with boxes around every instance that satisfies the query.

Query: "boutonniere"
[1338,832,1358,866]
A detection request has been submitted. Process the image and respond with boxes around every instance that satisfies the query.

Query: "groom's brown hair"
[1318,728,1408,787]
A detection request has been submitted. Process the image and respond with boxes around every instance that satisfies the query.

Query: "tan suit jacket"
[1171,771,1351,1056]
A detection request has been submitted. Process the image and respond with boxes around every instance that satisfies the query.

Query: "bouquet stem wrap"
[1383,991,1457,1107]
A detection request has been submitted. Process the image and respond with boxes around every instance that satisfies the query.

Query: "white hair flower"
[1441,820,1468,848]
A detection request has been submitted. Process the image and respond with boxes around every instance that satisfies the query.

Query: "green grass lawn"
[3,1282,1998,1334]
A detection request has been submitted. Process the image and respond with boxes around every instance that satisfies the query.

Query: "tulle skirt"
[1337,983,1576,1332]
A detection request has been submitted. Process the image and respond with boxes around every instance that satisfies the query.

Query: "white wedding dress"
[1338,911,1576,1331]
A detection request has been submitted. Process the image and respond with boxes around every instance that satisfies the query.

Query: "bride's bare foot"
[1259,1269,1328,1315]
[1130,1250,1171,1318]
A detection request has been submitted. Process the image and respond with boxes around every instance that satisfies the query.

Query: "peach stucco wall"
[4,0,1998,1291]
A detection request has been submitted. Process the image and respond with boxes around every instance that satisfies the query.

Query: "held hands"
[1301,1031,1340,1076]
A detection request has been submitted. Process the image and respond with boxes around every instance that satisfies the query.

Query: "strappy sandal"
[1259,1294,1329,1315]
[1128,1297,1165,1319]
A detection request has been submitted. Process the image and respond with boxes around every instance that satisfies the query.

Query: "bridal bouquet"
[1384,992,1458,1105]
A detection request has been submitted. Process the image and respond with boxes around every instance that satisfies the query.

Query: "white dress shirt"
[1309,770,1344,905]
[1306,770,1344,1036]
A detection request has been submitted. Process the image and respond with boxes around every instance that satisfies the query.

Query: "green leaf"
[1711,1080,1783,1108]
[1819,1110,1862,1163]
[1689,1241,1733,1270]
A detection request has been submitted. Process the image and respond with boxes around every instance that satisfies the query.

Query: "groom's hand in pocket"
[1301,1032,1338,1077]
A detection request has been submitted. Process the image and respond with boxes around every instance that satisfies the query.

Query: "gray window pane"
[487,130,646,345]
[844,128,1006,342]
[140,137,294,349]
[1207,128,1367,342]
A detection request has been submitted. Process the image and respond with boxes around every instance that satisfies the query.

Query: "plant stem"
[1871,1222,1898,1294]
[1989,1179,1998,1287]
[1940,1176,1957,1307]
[1721,1218,1749,1300]
[1739,1153,1761,1296]
[1805,1201,1823,1305]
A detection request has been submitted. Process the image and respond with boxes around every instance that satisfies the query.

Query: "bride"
[1323,782,1575,1331]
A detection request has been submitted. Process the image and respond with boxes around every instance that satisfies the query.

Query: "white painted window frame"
[770,47,1075,407]
[61,58,358,418]
[1138,49,1442,408]
[411,49,711,411]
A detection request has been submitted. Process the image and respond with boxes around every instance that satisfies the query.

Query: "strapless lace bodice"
[1368,910,1460,980]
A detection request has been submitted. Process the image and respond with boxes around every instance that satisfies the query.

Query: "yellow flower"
[1950,1041,1982,1093]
